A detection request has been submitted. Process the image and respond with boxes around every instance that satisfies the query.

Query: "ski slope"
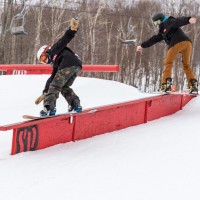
[0,75,200,200]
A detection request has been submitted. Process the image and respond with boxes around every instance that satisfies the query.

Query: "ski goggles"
[40,45,51,63]
[153,19,162,26]
[40,53,48,64]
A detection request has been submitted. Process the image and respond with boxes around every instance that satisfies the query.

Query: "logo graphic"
[15,125,39,153]
[12,70,27,75]
[0,70,7,75]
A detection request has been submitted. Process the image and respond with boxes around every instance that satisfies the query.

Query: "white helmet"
[37,45,48,62]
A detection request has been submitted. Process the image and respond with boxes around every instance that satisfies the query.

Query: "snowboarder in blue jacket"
[136,13,198,93]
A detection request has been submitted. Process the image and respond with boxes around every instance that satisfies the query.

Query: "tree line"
[0,0,200,92]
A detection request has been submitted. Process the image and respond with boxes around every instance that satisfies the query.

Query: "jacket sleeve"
[171,17,191,28]
[141,34,163,48]
[50,28,77,57]
[43,67,57,94]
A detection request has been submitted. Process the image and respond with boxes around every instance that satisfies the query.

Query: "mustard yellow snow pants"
[162,41,196,86]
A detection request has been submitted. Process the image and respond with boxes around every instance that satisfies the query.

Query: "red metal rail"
[0,64,120,75]
[0,94,194,155]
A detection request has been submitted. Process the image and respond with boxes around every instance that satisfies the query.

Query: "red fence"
[0,64,120,75]
[0,94,194,155]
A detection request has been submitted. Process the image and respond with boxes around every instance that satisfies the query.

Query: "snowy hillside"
[0,75,200,200]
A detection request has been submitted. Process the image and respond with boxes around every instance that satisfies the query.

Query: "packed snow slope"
[0,75,199,200]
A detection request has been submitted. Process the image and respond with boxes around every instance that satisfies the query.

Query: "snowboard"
[23,109,98,120]
[23,114,56,120]
[152,91,199,96]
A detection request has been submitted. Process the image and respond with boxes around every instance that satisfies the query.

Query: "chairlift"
[114,17,137,46]
[120,17,137,45]
[121,39,137,45]
[10,13,28,35]
[115,36,137,45]
[10,1,28,35]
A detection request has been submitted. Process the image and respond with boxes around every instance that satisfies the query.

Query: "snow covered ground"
[0,75,200,200]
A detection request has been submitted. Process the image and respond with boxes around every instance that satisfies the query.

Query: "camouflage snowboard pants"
[44,66,82,110]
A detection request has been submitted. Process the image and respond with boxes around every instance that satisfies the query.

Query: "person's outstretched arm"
[50,18,79,56]
[136,34,163,52]
[171,17,196,28]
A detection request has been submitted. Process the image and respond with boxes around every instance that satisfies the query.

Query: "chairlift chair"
[122,39,137,45]
[10,13,28,35]
[114,35,137,45]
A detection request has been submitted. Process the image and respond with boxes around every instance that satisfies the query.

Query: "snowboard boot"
[49,107,56,116]
[40,107,49,117]
[68,98,82,113]
[40,106,56,117]
[160,78,172,92]
[189,79,198,94]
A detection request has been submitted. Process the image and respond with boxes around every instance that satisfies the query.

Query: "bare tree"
[1,0,200,93]
[0,0,14,64]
